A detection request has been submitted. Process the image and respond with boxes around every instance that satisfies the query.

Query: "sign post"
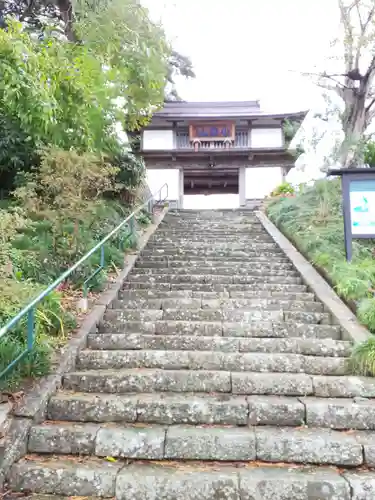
[328,168,375,262]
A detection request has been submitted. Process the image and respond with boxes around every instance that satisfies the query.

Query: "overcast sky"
[142,0,340,113]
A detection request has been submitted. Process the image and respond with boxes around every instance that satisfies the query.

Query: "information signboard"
[327,169,375,261]
[349,179,375,235]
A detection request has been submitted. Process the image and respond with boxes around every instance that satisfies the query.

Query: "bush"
[266,178,375,377]
[0,147,148,388]
[270,182,295,197]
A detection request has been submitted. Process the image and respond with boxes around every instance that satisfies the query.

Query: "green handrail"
[0,183,168,379]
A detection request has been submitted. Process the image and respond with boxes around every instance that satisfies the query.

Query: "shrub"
[270,182,295,197]
[0,278,67,389]
[266,177,375,376]
[350,336,375,377]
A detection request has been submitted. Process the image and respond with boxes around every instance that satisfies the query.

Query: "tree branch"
[338,0,355,71]
[366,97,375,113]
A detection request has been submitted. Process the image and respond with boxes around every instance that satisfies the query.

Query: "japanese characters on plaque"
[189,122,235,142]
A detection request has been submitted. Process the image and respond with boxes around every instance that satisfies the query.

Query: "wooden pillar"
[239,166,246,206]
[178,168,184,209]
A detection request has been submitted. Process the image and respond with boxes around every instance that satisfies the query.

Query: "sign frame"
[328,168,375,261]
[189,122,235,142]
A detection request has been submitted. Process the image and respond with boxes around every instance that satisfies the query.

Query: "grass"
[0,202,152,390]
[266,178,375,376]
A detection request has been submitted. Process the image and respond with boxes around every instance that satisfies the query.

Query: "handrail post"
[129,215,137,249]
[148,197,154,222]
[27,308,35,351]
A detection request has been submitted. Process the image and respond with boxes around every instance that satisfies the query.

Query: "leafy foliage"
[270,182,295,197]
[267,178,375,376]
[0,149,139,387]
[364,140,375,166]
[0,0,190,389]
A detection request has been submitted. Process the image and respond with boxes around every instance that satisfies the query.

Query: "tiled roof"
[153,101,306,119]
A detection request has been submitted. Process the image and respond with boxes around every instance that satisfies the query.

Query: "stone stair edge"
[61,368,375,398]
[46,390,375,430]
[75,348,349,376]
[86,333,352,357]
[8,457,375,499]
[97,319,342,340]
[24,421,375,467]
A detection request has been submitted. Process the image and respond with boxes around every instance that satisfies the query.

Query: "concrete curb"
[256,211,371,345]
[0,206,168,486]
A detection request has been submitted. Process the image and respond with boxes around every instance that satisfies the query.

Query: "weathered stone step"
[146,242,279,250]
[13,458,372,499]
[155,229,265,236]
[47,391,250,424]
[118,289,316,301]
[139,254,290,263]
[103,308,330,325]
[141,249,285,257]
[48,391,374,430]
[130,267,299,277]
[111,297,323,313]
[77,349,348,375]
[150,237,274,244]
[63,368,375,399]
[104,307,281,323]
[99,319,341,340]
[123,281,308,292]
[127,273,302,284]
[63,368,233,393]
[87,333,351,357]
[233,372,375,397]
[135,259,294,269]
[24,422,363,467]
[25,422,368,467]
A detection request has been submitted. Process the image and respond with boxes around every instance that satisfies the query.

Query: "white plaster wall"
[146,169,179,200]
[251,128,283,148]
[245,167,283,199]
[143,130,174,150]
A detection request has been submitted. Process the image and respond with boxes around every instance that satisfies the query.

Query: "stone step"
[135,260,294,270]
[48,391,375,430]
[63,368,233,393]
[139,254,290,263]
[103,308,330,324]
[130,267,299,277]
[99,319,341,339]
[145,242,279,250]
[76,349,348,375]
[141,249,286,257]
[12,458,373,499]
[111,298,323,313]
[118,289,316,301]
[87,333,351,357]
[63,368,375,397]
[158,230,267,236]
[123,281,309,292]
[127,273,302,284]
[150,236,275,243]
[25,422,369,467]
[103,308,280,323]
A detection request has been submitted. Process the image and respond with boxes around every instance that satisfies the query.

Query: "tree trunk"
[339,91,367,168]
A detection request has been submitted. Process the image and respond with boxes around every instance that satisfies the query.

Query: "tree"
[0,0,195,103]
[311,0,375,168]
[166,50,195,101]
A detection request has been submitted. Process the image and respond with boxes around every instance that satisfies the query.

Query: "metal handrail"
[0,183,168,379]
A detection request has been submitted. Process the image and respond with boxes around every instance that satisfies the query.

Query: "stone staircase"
[8,209,375,499]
